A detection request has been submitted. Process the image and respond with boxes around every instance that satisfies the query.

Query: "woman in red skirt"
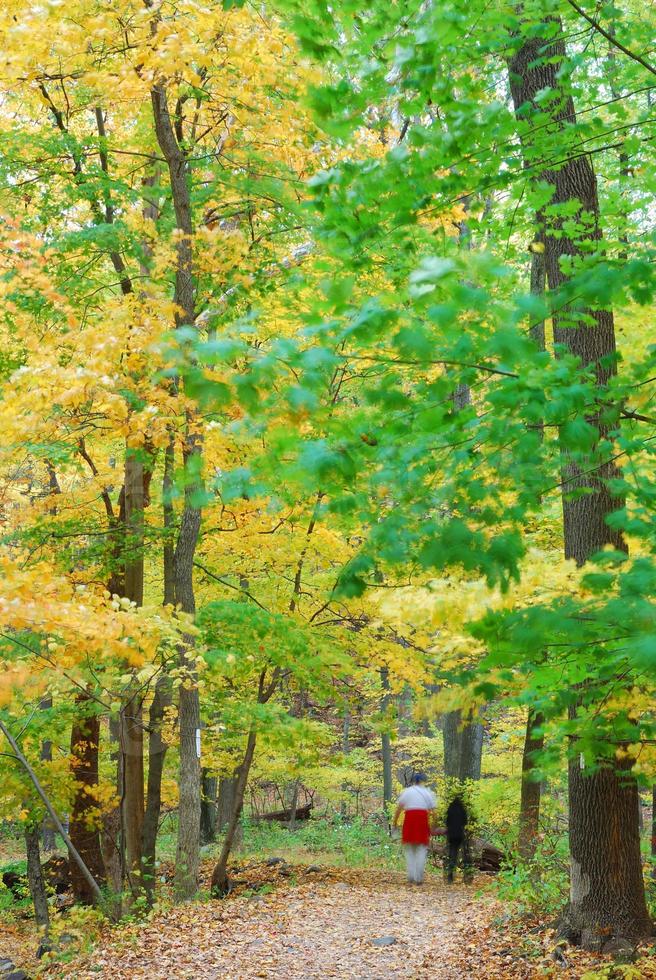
[392,772,437,884]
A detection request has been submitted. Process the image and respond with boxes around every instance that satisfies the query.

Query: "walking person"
[445,794,471,883]
[392,772,436,885]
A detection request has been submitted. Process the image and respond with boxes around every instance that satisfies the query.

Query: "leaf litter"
[5,861,656,978]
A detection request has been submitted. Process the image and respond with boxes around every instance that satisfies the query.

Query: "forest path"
[65,868,501,979]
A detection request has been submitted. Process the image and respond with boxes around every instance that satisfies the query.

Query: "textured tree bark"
[568,752,650,945]
[69,697,105,904]
[151,76,202,902]
[443,709,483,781]
[518,710,544,861]
[508,17,651,944]
[200,771,218,843]
[24,824,49,934]
[211,731,257,896]
[217,776,237,833]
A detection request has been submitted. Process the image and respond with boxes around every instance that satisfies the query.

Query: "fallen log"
[2,856,70,900]
[254,803,313,824]
[430,835,504,873]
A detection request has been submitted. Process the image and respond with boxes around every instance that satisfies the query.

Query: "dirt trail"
[64,871,488,979]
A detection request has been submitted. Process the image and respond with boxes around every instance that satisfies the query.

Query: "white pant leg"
[404,843,418,882]
[415,844,428,883]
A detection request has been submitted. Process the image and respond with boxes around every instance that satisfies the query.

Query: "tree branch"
[564,0,656,79]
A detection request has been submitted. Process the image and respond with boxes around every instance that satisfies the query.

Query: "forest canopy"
[1,0,656,971]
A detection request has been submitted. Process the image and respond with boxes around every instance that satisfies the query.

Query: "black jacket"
[446,799,468,842]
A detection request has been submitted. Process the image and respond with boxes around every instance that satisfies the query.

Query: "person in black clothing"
[445,795,471,883]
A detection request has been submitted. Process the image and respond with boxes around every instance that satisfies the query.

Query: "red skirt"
[402,809,430,846]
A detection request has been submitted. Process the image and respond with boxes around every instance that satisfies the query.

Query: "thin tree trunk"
[0,719,101,904]
[516,251,547,865]
[120,693,144,895]
[69,696,105,904]
[163,434,176,608]
[151,70,203,904]
[210,668,279,894]
[121,451,145,896]
[509,17,651,944]
[24,824,49,934]
[518,710,544,861]
[42,471,59,855]
[142,673,172,880]
[39,698,56,853]
[341,707,350,819]
[211,731,257,896]
[651,784,656,878]
[380,668,393,815]
[443,358,485,785]
[141,436,176,892]
[101,716,123,916]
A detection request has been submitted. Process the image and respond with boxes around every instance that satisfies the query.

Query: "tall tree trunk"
[443,709,483,782]
[210,668,278,894]
[42,469,60,855]
[151,77,202,902]
[211,732,257,896]
[24,824,49,935]
[651,784,656,878]
[69,696,104,904]
[341,707,350,819]
[217,776,237,833]
[509,17,651,944]
[516,251,548,865]
[568,753,650,945]
[162,435,176,608]
[121,450,145,896]
[120,693,144,895]
[142,436,177,891]
[200,770,218,844]
[518,710,544,861]
[101,717,123,917]
[142,673,172,884]
[443,365,485,785]
[380,667,393,816]
[39,697,56,853]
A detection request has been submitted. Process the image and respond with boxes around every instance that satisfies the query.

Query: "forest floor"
[3,859,656,979]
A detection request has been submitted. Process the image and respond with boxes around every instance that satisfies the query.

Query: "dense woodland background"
[2,0,656,974]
